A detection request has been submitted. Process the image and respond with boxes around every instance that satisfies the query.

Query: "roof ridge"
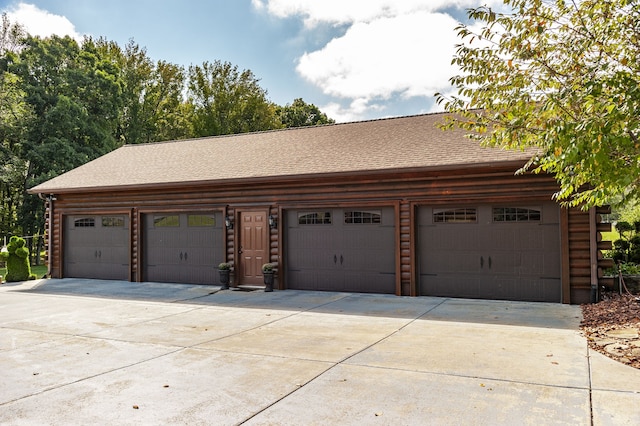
[119,111,450,148]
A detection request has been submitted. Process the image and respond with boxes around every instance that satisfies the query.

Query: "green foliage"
[276,98,335,128]
[610,220,640,263]
[262,263,274,273]
[0,264,46,281]
[617,263,640,275]
[218,262,231,270]
[0,236,36,281]
[188,60,281,136]
[96,39,193,144]
[617,198,640,224]
[605,262,640,275]
[1,14,30,239]
[437,0,640,208]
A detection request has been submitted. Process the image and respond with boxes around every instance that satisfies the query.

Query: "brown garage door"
[286,207,396,293]
[143,212,224,285]
[418,203,561,302]
[64,215,129,280]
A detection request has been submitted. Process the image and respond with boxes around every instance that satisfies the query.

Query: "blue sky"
[0,0,499,122]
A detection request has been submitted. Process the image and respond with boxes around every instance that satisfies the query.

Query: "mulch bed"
[581,292,640,369]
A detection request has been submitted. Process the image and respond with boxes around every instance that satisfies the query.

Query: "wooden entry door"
[238,210,269,285]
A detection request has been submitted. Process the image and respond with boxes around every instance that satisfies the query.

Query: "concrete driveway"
[0,278,638,425]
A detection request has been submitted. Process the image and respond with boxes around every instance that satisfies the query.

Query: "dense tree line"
[0,14,334,250]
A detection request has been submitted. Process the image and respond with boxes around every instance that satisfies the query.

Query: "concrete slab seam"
[236,300,440,424]
[416,297,449,319]
[170,288,222,302]
[343,362,592,393]
[585,345,594,426]
[0,345,185,408]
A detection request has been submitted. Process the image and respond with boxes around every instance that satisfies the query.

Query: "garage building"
[29,113,611,303]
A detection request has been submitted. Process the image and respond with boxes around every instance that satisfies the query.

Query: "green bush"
[610,221,640,264]
[0,236,37,282]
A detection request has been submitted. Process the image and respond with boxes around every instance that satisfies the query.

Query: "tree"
[187,60,280,136]
[436,0,640,208]
[276,98,335,128]
[97,39,192,144]
[11,35,123,239]
[0,14,30,239]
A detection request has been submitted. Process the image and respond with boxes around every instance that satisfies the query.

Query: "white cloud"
[4,3,83,41]
[253,0,491,27]
[321,99,386,123]
[255,0,503,121]
[297,12,459,98]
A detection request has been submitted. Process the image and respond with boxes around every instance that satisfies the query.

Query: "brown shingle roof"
[29,113,533,193]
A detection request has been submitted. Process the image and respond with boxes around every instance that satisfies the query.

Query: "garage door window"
[433,208,477,223]
[187,214,216,227]
[492,207,541,222]
[154,215,179,227]
[74,217,95,228]
[344,210,381,224]
[102,216,125,227]
[298,211,332,225]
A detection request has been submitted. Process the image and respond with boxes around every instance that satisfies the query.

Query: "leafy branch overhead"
[436,0,639,208]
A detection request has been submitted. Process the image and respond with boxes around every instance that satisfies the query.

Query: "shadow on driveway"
[13,278,582,330]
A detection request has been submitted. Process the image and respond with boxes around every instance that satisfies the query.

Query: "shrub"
[610,221,640,264]
[0,236,37,282]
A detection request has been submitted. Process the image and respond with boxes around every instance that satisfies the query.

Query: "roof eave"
[28,159,530,195]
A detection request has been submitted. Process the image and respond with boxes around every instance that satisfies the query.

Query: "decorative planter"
[263,271,274,292]
[218,265,231,290]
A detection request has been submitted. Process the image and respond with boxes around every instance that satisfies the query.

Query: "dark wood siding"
[41,165,606,303]
[565,206,612,304]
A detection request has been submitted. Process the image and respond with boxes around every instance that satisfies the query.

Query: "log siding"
[40,164,609,303]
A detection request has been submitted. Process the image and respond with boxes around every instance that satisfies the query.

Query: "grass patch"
[602,230,620,243]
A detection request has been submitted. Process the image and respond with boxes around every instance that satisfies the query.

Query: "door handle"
[184,252,188,261]
[488,256,492,269]
[340,255,344,265]
[180,252,183,261]
[238,246,243,255]
[480,256,484,268]
[334,254,337,264]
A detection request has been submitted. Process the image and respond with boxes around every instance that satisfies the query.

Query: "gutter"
[37,193,55,278]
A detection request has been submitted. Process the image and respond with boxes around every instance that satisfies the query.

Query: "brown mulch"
[581,292,640,369]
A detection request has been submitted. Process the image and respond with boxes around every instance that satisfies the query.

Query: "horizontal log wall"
[566,206,612,304]
[43,166,602,303]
